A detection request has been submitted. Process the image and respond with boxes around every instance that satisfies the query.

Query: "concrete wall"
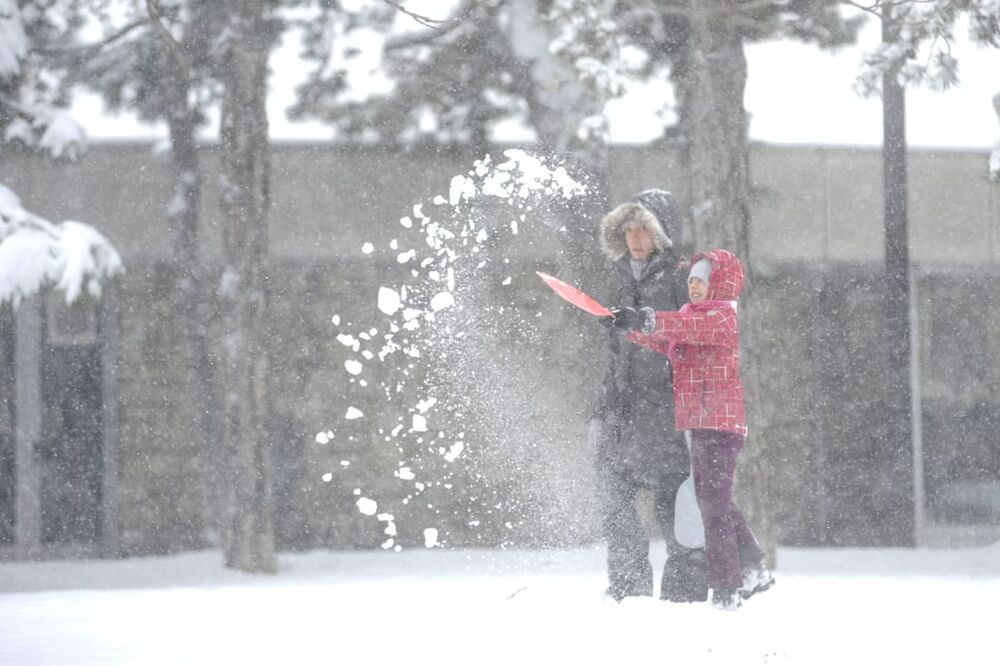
[3,142,997,265]
[2,143,999,555]
[108,256,603,554]
[97,257,1000,554]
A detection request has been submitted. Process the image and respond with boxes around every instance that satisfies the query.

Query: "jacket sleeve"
[626,331,671,356]
[644,306,738,347]
[592,327,622,419]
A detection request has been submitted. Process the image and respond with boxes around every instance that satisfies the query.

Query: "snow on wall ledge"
[0,183,123,306]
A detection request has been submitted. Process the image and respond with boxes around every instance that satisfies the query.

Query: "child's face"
[688,277,708,303]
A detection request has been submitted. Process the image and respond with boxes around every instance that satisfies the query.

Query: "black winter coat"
[593,250,689,484]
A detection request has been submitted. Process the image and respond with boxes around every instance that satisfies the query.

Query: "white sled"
[674,431,705,549]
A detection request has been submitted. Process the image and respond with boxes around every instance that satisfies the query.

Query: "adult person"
[590,189,707,602]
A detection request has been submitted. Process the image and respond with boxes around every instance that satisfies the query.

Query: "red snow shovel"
[536,271,613,318]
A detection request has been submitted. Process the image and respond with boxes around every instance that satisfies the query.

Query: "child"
[608,249,774,610]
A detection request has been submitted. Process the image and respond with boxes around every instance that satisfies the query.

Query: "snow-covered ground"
[1,541,998,665]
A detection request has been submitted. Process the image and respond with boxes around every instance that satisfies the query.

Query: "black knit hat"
[631,189,682,250]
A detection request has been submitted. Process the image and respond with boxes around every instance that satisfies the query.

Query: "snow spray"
[321,150,604,551]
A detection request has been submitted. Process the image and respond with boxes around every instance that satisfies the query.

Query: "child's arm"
[643,305,739,347]
[626,331,671,356]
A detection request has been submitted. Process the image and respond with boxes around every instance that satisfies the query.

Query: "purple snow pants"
[689,429,763,592]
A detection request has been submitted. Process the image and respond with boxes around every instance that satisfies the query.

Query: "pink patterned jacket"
[627,249,747,436]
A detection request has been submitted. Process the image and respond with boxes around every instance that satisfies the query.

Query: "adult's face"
[624,225,655,262]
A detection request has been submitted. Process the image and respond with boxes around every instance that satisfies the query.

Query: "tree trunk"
[880,8,916,546]
[506,0,611,291]
[678,3,775,562]
[218,0,275,573]
[0,304,14,547]
[990,92,1000,181]
[680,4,750,256]
[154,36,219,548]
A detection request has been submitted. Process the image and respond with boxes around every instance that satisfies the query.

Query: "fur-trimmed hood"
[599,189,681,260]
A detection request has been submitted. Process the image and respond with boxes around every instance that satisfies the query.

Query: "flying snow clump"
[444,441,465,463]
[429,291,455,312]
[356,497,377,516]
[377,286,401,315]
[412,414,428,432]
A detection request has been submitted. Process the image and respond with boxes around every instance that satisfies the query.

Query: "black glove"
[608,306,651,332]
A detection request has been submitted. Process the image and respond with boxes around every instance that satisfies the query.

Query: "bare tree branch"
[37,17,149,58]
[842,0,884,18]
[383,0,467,30]
[383,0,476,50]
[623,0,783,21]
[633,0,697,19]
[730,0,787,15]
[146,0,191,75]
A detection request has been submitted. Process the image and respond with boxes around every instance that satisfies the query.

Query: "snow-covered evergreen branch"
[854,0,1000,95]
[0,0,123,305]
[0,185,123,306]
[0,0,86,159]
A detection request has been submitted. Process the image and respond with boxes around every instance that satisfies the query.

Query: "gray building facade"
[1,142,998,560]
